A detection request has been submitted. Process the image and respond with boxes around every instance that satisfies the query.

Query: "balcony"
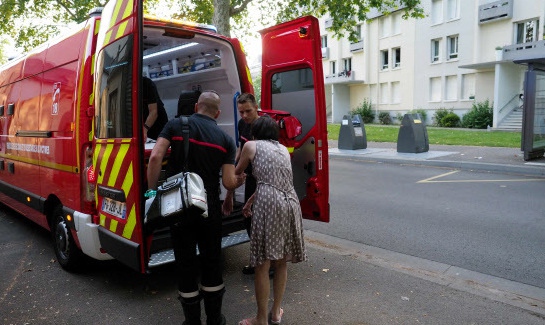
[503,40,545,64]
[325,70,356,84]
[350,39,364,52]
[479,0,512,24]
[322,47,329,59]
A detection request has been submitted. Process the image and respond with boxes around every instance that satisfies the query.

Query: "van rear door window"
[96,35,134,139]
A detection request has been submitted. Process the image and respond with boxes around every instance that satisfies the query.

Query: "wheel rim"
[55,219,69,260]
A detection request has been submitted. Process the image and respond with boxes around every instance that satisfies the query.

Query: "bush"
[433,108,451,126]
[440,113,461,127]
[408,108,428,123]
[351,99,375,123]
[462,99,493,129]
[378,112,392,125]
[395,112,404,123]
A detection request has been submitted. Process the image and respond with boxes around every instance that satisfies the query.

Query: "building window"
[447,35,458,60]
[321,35,328,48]
[355,24,362,40]
[431,39,441,62]
[446,0,460,20]
[380,16,390,38]
[515,19,539,44]
[445,75,457,101]
[393,47,401,68]
[462,74,475,100]
[430,77,442,102]
[380,82,389,104]
[391,81,401,103]
[432,0,443,25]
[330,61,336,75]
[392,13,401,35]
[343,58,352,72]
[381,50,389,70]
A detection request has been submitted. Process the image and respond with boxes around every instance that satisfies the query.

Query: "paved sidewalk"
[328,140,545,176]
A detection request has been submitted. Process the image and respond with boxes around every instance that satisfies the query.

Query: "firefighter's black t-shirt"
[237,119,256,200]
[159,113,236,201]
[143,77,168,140]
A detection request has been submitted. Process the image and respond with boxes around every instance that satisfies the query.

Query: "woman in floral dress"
[236,116,306,325]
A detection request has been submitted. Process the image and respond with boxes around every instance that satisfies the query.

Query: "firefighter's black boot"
[178,295,201,325]
[202,288,226,325]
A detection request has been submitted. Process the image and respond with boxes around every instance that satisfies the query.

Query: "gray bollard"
[397,113,429,153]
[338,114,367,150]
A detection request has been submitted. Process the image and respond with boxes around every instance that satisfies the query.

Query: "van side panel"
[0,23,91,229]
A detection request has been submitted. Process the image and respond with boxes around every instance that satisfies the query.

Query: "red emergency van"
[0,0,329,274]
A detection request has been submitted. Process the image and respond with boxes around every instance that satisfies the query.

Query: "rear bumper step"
[148,231,250,268]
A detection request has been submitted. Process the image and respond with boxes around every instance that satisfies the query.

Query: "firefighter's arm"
[221,164,245,191]
[144,102,158,138]
[147,137,170,190]
[222,190,234,216]
[222,145,242,215]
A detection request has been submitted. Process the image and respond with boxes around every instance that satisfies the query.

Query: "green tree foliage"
[1,0,423,55]
[0,0,109,51]
[279,0,424,42]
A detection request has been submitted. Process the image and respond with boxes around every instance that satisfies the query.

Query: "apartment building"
[320,0,545,129]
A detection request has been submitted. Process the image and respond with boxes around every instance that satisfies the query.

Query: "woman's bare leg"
[253,260,271,325]
[270,258,287,321]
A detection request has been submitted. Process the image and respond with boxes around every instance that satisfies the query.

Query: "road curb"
[329,152,545,177]
[304,230,545,316]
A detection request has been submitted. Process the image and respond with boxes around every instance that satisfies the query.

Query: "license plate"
[101,197,127,219]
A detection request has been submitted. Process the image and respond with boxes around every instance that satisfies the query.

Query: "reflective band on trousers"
[200,283,225,292]
[179,290,200,298]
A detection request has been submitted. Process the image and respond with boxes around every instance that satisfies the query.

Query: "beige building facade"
[320,0,545,129]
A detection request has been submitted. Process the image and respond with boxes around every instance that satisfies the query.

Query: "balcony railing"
[478,0,512,24]
[503,40,545,63]
[350,39,364,52]
[325,70,355,84]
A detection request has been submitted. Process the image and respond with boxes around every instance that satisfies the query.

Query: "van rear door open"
[260,16,330,223]
[94,0,147,272]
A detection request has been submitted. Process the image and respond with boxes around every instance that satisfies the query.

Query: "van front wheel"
[52,207,83,272]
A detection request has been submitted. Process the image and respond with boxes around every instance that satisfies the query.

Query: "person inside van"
[142,76,168,140]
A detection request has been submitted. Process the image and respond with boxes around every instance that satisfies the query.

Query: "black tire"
[52,206,83,272]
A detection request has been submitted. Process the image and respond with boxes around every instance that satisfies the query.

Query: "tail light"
[82,145,96,213]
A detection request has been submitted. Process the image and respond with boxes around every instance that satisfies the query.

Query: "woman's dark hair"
[250,115,279,141]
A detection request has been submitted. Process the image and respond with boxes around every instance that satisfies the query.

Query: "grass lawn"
[327,124,521,148]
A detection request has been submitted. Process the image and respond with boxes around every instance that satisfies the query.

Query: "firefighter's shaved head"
[196,90,220,117]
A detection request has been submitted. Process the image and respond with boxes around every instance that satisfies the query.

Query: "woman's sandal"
[268,308,284,325]
[238,318,254,325]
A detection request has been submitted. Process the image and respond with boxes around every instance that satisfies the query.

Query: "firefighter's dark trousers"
[171,200,224,295]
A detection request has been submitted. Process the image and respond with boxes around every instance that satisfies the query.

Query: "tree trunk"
[213,0,231,37]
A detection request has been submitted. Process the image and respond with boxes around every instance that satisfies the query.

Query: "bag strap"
[181,116,190,172]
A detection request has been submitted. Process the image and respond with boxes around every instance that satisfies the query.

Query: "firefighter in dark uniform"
[142,76,168,140]
[222,93,259,275]
[147,90,245,325]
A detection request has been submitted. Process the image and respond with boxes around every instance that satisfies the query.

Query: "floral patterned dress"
[249,140,307,267]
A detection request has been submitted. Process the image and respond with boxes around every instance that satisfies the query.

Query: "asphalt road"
[2,207,545,325]
[305,158,545,289]
[2,158,545,324]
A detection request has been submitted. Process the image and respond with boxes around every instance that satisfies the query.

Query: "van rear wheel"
[52,206,83,272]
